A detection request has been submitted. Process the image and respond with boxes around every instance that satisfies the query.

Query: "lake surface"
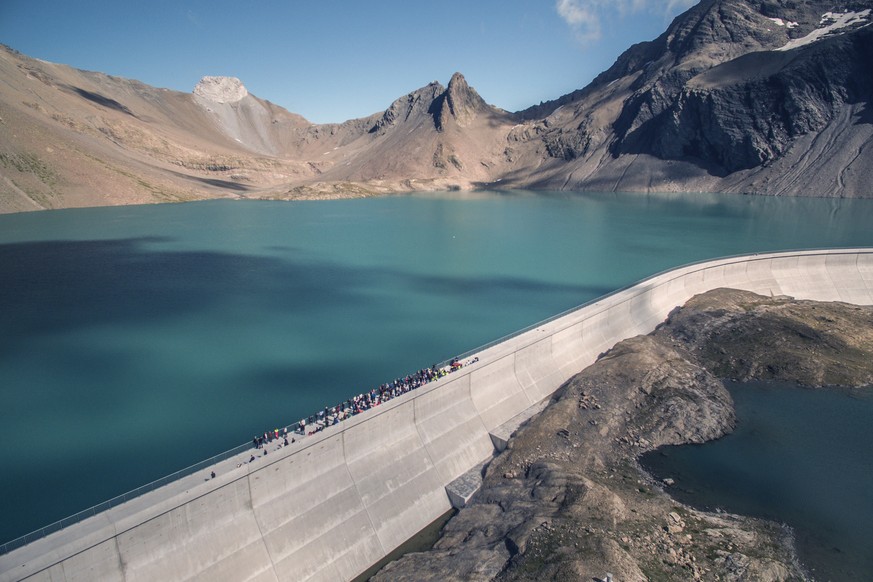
[641,382,873,581]
[1,190,872,544]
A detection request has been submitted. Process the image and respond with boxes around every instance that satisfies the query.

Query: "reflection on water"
[1,191,872,543]
[641,381,873,580]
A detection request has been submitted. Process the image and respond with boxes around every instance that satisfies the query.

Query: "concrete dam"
[2,249,872,582]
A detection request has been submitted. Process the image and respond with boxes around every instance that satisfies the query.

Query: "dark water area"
[1,191,872,545]
[641,381,873,581]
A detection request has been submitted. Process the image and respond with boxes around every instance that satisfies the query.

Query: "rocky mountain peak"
[368,74,495,135]
[368,81,445,135]
[446,72,474,97]
[435,72,490,131]
[193,76,248,103]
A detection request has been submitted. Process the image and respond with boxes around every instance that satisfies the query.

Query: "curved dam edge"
[3,249,872,582]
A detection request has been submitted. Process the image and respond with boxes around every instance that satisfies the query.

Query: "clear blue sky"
[0,0,697,124]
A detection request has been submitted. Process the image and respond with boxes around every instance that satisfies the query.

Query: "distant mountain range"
[1,0,871,212]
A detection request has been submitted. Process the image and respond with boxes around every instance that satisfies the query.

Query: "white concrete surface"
[2,249,871,582]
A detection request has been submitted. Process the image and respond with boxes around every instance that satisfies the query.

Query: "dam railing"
[0,441,256,555]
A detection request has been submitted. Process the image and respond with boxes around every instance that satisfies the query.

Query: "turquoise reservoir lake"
[1,191,872,546]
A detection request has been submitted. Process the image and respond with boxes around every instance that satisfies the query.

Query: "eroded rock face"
[514,0,873,196]
[193,76,248,103]
[645,25,873,173]
[373,289,873,581]
[605,0,873,172]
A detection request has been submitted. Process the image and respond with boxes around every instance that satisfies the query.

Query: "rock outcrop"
[193,76,248,103]
[371,289,873,581]
[368,82,445,136]
[655,288,873,386]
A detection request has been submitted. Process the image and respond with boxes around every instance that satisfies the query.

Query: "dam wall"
[3,249,872,582]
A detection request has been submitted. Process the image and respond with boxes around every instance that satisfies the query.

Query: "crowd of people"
[250,356,479,452]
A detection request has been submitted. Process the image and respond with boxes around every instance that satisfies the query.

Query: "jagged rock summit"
[436,72,492,130]
[368,73,501,135]
[193,76,248,103]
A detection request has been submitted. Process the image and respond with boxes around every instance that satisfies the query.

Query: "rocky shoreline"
[372,288,873,581]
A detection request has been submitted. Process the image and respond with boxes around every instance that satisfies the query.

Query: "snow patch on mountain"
[767,17,798,28]
[777,10,871,51]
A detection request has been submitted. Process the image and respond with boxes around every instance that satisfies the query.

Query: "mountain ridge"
[1,0,871,213]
